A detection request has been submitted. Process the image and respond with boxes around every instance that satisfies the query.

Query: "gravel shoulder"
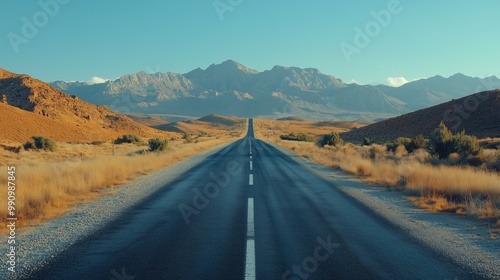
[0,141,236,280]
[267,141,500,280]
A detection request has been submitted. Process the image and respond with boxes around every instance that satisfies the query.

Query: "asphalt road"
[29,119,482,280]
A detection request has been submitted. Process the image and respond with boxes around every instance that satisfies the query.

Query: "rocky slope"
[340,90,500,143]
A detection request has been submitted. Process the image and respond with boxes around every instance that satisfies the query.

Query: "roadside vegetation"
[114,134,142,145]
[0,134,239,230]
[279,132,314,142]
[148,137,169,152]
[264,120,500,227]
[319,132,344,147]
[23,136,57,152]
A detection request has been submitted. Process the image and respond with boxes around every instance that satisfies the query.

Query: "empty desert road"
[27,119,483,280]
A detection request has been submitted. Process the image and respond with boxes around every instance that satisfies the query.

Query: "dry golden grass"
[408,195,465,214]
[266,137,500,222]
[0,136,238,231]
[0,140,139,166]
[253,118,362,141]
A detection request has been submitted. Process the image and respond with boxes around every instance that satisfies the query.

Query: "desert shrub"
[488,151,500,171]
[23,142,34,150]
[430,121,455,159]
[280,132,314,142]
[24,136,57,151]
[408,134,427,152]
[387,137,412,152]
[114,134,141,145]
[148,137,168,152]
[369,144,387,159]
[362,137,372,146]
[387,135,426,154]
[430,122,481,159]
[319,132,344,147]
[452,131,480,158]
[4,145,22,154]
[182,133,193,143]
[91,140,105,146]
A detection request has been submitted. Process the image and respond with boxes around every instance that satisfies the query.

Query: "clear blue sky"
[1,0,499,86]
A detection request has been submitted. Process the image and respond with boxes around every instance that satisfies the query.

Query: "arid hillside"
[0,68,176,142]
[153,114,246,137]
[341,90,500,143]
[127,114,170,127]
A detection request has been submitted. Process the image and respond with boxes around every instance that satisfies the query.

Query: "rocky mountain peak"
[205,59,259,75]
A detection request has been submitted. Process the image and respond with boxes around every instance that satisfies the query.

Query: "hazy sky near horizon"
[1,0,499,86]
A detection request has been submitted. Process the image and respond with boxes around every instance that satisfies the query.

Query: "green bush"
[386,135,427,154]
[23,141,34,150]
[24,136,57,151]
[430,121,454,159]
[430,121,480,159]
[280,132,314,142]
[319,132,344,147]
[452,131,480,157]
[491,153,500,171]
[362,137,371,146]
[114,134,142,145]
[387,137,412,152]
[408,134,427,152]
[148,137,168,152]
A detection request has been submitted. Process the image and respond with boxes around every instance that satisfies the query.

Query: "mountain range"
[51,60,500,121]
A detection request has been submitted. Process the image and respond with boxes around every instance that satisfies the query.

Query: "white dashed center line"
[245,198,255,279]
[245,137,256,279]
[247,198,254,237]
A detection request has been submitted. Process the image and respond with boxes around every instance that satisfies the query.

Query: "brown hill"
[154,114,246,136]
[277,116,307,122]
[127,114,169,127]
[312,120,362,130]
[0,68,176,142]
[197,114,242,126]
[341,90,500,143]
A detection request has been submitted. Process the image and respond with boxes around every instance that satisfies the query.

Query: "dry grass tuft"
[408,195,465,214]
